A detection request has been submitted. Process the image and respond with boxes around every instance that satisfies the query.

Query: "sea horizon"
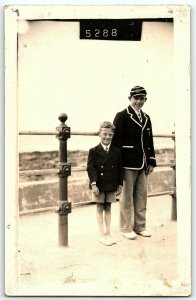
[19,135,174,153]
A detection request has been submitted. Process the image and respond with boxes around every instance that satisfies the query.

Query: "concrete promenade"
[17,195,190,296]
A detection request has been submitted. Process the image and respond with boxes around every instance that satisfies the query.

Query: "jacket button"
[101,166,103,168]
[101,173,103,176]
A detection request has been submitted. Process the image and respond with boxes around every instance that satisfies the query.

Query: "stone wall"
[19,149,175,212]
[19,169,174,212]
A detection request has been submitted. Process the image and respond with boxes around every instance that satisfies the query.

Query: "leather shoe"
[137,230,151,237]
[122,231,137,240]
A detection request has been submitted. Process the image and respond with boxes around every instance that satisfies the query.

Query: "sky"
[17,18,174,151]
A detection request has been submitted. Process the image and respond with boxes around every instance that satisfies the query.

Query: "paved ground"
[17,195,190,297]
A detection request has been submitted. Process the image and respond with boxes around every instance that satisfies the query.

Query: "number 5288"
[85,28,118,38]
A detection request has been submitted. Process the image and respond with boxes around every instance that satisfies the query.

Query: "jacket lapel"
[96,143,115,162]
[142,111,148,130]
[127,106,148,129]
[96,143,106,157]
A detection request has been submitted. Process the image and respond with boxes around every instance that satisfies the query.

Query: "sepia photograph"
[4,4,191,296]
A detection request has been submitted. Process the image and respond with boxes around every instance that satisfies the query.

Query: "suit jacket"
[87,143,123,192]
[112,106,156,169]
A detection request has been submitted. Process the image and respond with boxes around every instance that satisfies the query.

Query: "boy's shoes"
[136,230,152,237]
[105,235,117,244]
[122,231,137,240]
[100,236,113,246]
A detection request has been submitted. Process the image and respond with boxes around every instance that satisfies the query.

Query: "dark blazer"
[87,143,123,192]
[112,105,156,169]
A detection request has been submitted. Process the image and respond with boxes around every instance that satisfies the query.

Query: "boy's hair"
[99,121,115,134]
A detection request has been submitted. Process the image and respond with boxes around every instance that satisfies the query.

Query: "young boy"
[87,121,123,246]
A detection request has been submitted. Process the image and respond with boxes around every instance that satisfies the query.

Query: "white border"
[4,4,191,296]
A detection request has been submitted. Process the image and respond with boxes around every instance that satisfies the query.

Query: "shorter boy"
[87,121,123,246]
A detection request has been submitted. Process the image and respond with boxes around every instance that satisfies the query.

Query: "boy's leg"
[104,202,111,236]
[96,203,104,237]
[133,170,148,233]
[104,192,117,244]
[97,202,113,246]
[120,169,137,233]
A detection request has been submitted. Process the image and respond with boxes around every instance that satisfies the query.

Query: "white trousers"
[120,169,148,233]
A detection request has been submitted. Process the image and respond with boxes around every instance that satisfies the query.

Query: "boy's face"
[129,95,146,111]
[99,127,114,146]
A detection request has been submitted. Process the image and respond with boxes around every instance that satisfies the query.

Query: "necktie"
[105,147,109,152]
[137,111,142,123]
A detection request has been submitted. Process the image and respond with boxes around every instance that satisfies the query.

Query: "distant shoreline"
[19,147,174,154]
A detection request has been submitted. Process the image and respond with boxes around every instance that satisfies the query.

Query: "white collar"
[101,143,111,151]
[130,105,141,115]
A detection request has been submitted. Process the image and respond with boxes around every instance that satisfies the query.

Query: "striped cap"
[129,86,147,98]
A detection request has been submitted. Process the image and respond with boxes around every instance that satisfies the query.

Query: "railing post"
[56,113,72,247]
[171,131,177,221]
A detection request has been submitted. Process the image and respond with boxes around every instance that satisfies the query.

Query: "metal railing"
[19,113,177,246]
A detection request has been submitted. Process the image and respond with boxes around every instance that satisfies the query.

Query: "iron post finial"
[56,113,70,140]
[58,113,68,124]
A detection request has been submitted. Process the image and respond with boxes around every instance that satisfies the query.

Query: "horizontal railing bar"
[148,191,173,197]
[156,163,174,167]
[19,131,99,136]
[19,163,174,176]
[19,169,58,176]
[19,206,58,215]
[19,130,175,139]
[69,164,175,170]
[153,134,175,138]
[19,131,57,135]
[71,131,99,136]
[19,201,95,216]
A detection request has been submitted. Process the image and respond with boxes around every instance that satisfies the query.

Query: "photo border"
[4,4,191,296]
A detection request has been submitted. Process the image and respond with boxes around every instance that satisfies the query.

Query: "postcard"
[4,4,191,296]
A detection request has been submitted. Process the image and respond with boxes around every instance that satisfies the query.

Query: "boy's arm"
[117,149,124,186]
[87,148,98,184]
[112,112,125,149]
[116,149,123,196]
[116,185,122,196]
[147,119,156,168]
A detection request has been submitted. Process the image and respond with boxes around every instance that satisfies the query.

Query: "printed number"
[85,30,91,38]
[95,29,100,37]
[103,29,108,37]
[85,28,118,38]
[111,29,117,37]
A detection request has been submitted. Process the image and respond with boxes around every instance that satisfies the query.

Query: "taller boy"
[112,86,156,239]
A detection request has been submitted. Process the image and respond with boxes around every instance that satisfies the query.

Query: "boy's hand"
[116,185,122,196]
[145,165,154,175]
[92,184,99,196]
